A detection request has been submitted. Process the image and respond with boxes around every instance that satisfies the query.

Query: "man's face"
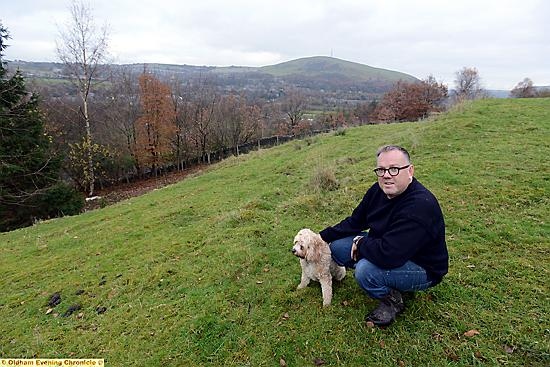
[376,150,414,199]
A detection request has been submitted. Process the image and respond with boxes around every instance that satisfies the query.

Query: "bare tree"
[453,67,484,101]
[422,75,448,109]
[510,78,537,98]
[281,89,306,133]
[103,66,141,169]
[56,0,109,196]
[187,77,218,163]
[213,94,261,154]
[168,75,195,170]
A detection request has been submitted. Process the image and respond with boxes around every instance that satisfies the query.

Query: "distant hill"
[8,56,415,82]
[259,56,417,83]
[7,56,419,106]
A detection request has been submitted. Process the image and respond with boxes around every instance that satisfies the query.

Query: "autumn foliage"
[135,73,176,174]
[373,76,448,122]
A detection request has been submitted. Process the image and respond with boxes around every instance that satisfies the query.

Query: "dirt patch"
[84,166,203,211]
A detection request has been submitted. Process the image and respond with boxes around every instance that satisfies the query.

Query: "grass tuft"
[310,166,340,192]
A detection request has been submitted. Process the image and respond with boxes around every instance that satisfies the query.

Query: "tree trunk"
[83,98,95,196]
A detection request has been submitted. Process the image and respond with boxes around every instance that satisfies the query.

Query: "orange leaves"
[135,73,176,171]
[372,77,448,122]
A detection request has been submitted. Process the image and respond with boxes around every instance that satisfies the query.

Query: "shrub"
[37,183,85,219]
[310,166,339,192]
[0,183,84,232]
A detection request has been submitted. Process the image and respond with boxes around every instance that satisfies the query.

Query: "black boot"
[366,289,405,326]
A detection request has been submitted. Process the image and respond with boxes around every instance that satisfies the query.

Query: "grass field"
[1,98,549,366]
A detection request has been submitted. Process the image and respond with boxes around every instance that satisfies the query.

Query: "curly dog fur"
[291,228,346,306]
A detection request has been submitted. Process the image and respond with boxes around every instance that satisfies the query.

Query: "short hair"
[376,145,411,164]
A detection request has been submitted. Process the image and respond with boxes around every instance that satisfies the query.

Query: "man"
[320,145,448,326]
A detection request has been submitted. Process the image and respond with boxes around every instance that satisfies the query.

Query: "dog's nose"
[291,248,296,253]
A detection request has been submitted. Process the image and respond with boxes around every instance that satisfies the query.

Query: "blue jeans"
[329,233,433,299]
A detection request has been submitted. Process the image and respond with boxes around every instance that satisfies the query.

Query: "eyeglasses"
[373,165,410,177]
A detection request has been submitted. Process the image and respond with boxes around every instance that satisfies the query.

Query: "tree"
[66,137,116,191]
[453,67,484,101]
[422,75,448,109]
[134,73,176,176]
[169,75,195,170]
[1,24,83,231]
[353,100,378,124]
[213,95,261,154]
[97,66,142,176]
[56,0,109,196]
[281,89,306,133]
[0,24,8,59]
[510,78,537,98]
[372,77,448,122]
[187,77,218,163]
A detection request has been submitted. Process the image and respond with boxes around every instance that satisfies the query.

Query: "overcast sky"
[2,0,548,89]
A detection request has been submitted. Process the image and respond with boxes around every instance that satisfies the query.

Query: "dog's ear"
[305,232,323,262]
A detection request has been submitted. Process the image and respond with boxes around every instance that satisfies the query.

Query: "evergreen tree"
[0,23,83,231]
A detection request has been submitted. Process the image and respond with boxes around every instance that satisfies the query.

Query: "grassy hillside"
[1,99,549,366]
[259,56,418,82]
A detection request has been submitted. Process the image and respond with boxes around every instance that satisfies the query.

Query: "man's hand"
[351,236,364,261]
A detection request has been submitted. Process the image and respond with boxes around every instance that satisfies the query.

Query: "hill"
[9,56,416,84]
[9,56,417,106]
[259,56,417,83]
[1,98,549,365]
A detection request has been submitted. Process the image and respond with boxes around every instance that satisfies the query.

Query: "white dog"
[291,228,346,306]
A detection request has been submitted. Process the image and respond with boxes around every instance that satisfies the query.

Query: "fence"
[97,129,333,189]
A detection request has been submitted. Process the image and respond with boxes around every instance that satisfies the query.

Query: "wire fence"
[97,128,333,189]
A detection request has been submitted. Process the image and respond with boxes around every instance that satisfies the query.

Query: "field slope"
[1,99,549,366]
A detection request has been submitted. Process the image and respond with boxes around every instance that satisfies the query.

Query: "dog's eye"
[300,245,304,250]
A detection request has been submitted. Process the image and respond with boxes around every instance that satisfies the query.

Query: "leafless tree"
[104,67,141,162]
[510,78,537,98]
[281,89,306,133]
[422,75,448,109]
[213,94,261,154]
[453,67,485,101]
[168,75,195,170]
[187,77,218,163]
[56,0,109,195]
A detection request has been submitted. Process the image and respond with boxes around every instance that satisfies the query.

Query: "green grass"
[1,98,549,366]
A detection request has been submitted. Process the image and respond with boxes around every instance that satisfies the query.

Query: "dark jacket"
[319,178,448,284]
